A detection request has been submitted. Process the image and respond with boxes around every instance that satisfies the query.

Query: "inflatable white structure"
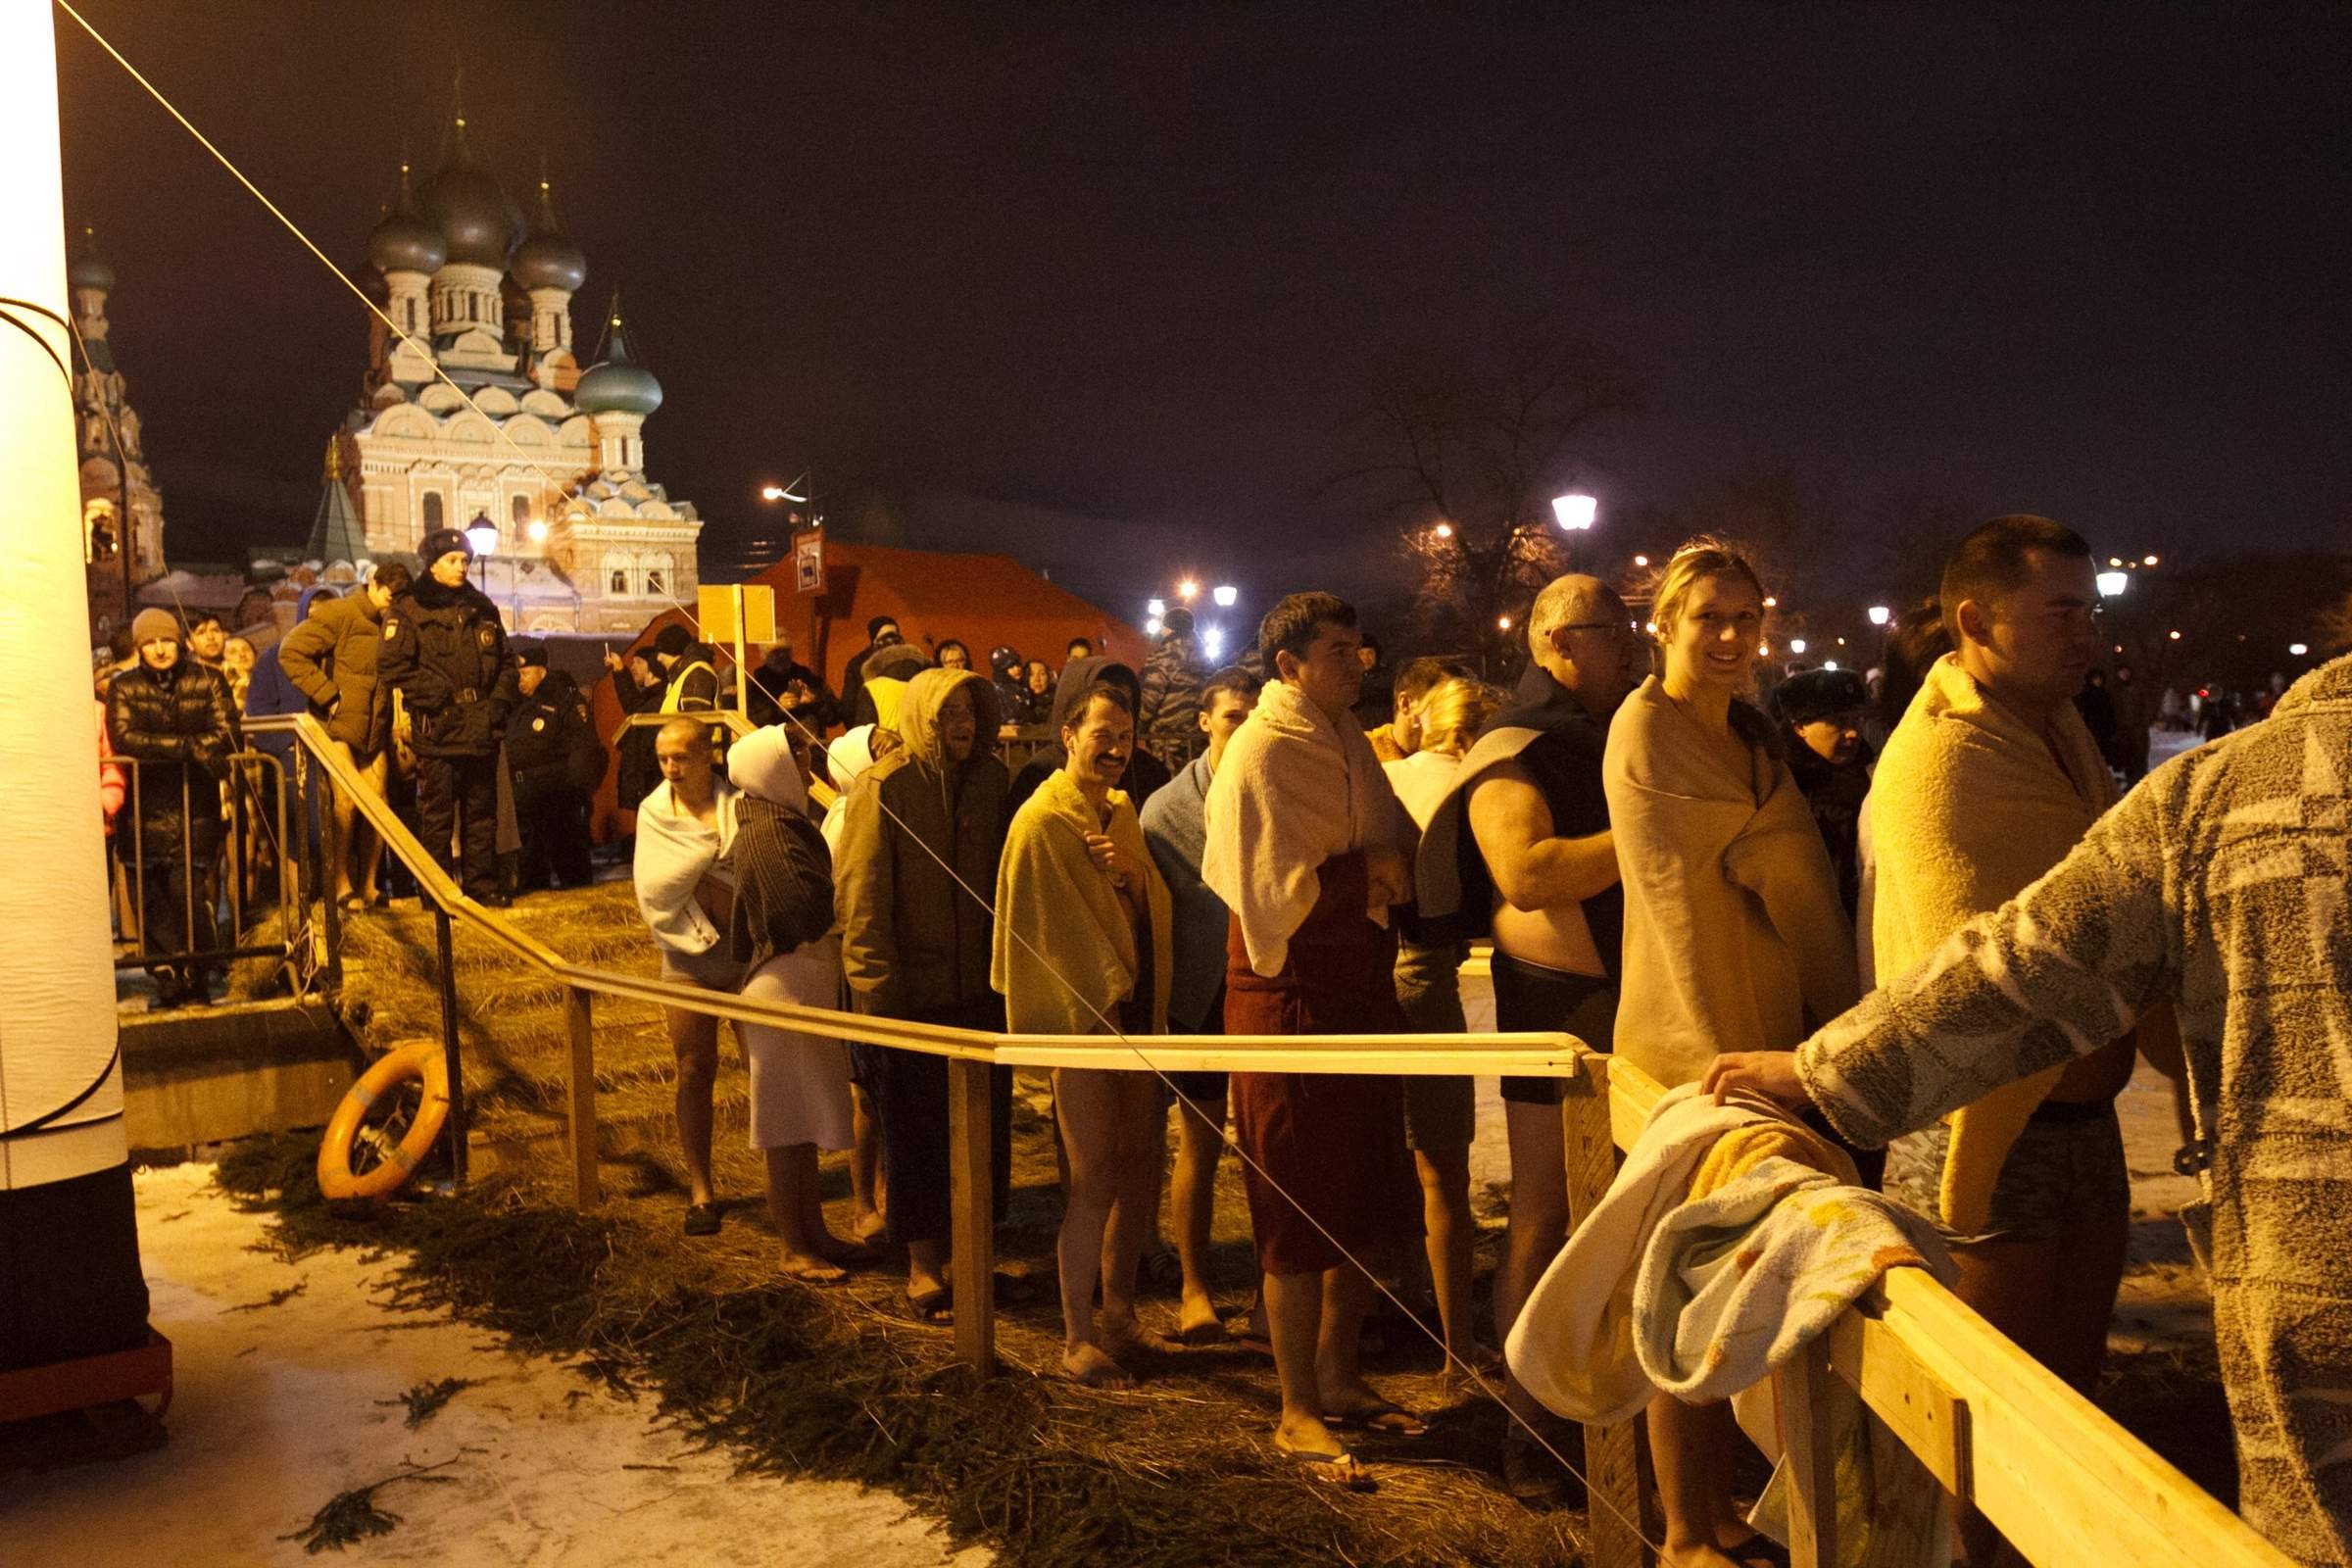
[0,0,149,1370]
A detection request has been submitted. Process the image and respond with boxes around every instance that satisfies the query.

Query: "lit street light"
[1550,493,1597,531]
[2096,569,2130,598]
[2290,643,2310,657]
[1497,614,1514,631]
[2143,554,2160,566]
[1176,579,1200,602]
[1433,521,1453,540]
[1213,585,1238,608]
[465,512,498,590]
[526,517,550,544]
[1147,597,1165,617]
[1633,553,1648,567]
[1200,625,1225,661]
[1867,605,1890,626]
[2169,629,2182,641]
[1788,638,1807,655]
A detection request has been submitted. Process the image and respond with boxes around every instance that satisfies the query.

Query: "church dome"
[509,179,586,293]
[367,164,447,275]
[575,310,662,416]
[418,119,519,269]
[70,226,114,293]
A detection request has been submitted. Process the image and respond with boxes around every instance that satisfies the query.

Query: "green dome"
[575,312,662,416]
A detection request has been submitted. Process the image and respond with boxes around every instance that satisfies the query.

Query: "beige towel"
[993,768,1174,1037]
[1201,678,1413,978]
[1869,653,2116,1234]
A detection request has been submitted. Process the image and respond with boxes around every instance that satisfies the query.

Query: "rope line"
[57,4,1657,1547]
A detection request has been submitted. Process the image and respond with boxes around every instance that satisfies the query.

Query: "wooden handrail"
[1593,1054,2290,1568]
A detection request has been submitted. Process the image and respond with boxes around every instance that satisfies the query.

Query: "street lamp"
[1496,614,1514,632]
[1788,638,1807,655]
[1176,579,1200,602]
[1146,597,1165,618]
[1212,585,1238,608]
[2290,643,2310,657]
[465,512,498,589]
[1633,554,1648,567]
[1433,521,1453,540]
[1550,493,1597,531]
[2096,569,2130,598]
[1200,624,1225,661]
[2143,554,2160,566]
[1867,605,1891,626]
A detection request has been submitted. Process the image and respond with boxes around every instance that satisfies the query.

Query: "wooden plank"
[1776,1335,1842,1568]
[1826,1305,1969,1496]
[947,1056,996,1375]
[563,986,601,1210]
[1562,1054,1651,1568]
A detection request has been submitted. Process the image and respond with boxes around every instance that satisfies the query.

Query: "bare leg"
[1648,1394,1751,1567]
[665,1005,719,1209]
[1171,1085,1228,1339]
[907,1238,948,1304]
[1498,1101,1571,1431]
[1414,1143,1478,1383]
[764,1143,846,1281]
[1053,1067,1130,1385]
[849,1083,886,1241]
[1098,1075,1166,1350]
[352,751,387,901]
[1264,1267,1362,1481]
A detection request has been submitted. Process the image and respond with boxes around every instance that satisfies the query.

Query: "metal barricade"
[111,748,301,984]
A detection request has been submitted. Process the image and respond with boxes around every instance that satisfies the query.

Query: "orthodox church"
[329,112,704,631]
[71,228,167,636]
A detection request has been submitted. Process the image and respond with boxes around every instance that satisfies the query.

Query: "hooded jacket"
[1008,656,1172,813]
[277,587,389,753]
[834,669,1009,1018]
[379,576,517,757]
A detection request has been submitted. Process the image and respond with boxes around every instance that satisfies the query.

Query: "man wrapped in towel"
[1870,519,2145,1494]
[1708,652,2352,1567]
[1202,591,1425,1487]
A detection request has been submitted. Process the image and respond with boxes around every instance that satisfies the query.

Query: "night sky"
[56,2,2352,625]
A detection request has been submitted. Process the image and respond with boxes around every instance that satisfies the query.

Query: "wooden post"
[1777,1334,1842,1568]
[564,986,601,1209]
[1563,1053,1652,1568]
[317,756,342,986]
[946,1055,996,1374]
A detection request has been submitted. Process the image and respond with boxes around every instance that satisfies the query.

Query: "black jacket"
[107,656,239,854]
[378,577,517,757]
[744,653,842,734]
[508,670,603,795]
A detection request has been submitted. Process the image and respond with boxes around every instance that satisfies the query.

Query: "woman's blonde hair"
[1647,535,1767,643]
[1416,677,1501,758]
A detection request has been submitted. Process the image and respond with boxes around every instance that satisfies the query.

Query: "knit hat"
[513,640,548,668]
[1772,667,1869,728]
[129,607,179,648]
[653,623,692,658]
[418,527,473,565]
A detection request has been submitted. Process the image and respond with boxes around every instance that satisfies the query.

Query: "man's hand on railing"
[1701,1049,1809,1110]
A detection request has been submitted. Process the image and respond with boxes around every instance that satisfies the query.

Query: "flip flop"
[1325,1401,1428,1438]
[1722,1533,1792,1568]
[683,1202,721,1237]
[1175,1315,1229,1348]
[777,1256,851,1285]
[904,1285,953,1324]
[1273,1434,1373,1492]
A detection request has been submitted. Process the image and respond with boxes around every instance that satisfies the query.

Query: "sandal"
[1325,1400,1428,1438]
[1722,1531,1792,1568]
[904,1285,953,1324]
[1273,1433,1373,1492]
[682,1202,721,1237]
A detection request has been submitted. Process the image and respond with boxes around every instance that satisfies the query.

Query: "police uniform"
[508,664,600,891]
[378,557,517,904]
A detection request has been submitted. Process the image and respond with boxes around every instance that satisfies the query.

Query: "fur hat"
[418,527,473,565]
[513,640,549,668]
[1772,667,1869,728]
[867,642,929,682]
[129,607,179,648]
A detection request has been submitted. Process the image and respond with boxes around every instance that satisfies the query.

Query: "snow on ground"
[0,1164,991,1568]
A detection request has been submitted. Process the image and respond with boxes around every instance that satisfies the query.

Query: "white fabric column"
[0,0,126,1192]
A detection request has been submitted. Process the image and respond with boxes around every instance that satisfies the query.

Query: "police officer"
[380,528,518,906]
[507,642,601,893]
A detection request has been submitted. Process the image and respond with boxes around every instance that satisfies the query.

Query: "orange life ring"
[317,1040,450,1200]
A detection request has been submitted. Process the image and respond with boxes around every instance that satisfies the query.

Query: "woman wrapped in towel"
[727,725,866,1282]
[994,679,1174,1386]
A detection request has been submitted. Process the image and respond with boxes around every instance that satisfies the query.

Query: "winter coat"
[744,652,843,734]
[378,577,517,758]
[277,589,390,753]
[1007,656,1172,814]
[660,645,720,712]
[611,666,666,811]
[97,698,125,834]
[1137,631,1204,766]
[834,669,1008,1019]
[107,655,238,858]
[507,670,604,795]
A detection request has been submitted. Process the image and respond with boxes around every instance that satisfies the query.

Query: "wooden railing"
[272,712,2289,1568]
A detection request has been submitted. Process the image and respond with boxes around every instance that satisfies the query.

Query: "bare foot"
[1101,1315,1181,1358]
[1177,1290,1223,1345]
[1273,1413,1369,1490]
[1061,1342,1135,1388]
[853,1209,888,1244]
[778,1250,849,1284]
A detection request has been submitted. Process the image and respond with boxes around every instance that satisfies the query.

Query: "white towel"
[633,777,739,956]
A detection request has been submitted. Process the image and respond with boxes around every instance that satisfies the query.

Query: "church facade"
[333,114,704,631]
[70,229,166,637]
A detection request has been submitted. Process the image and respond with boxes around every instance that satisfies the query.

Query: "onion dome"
[418,117,518,269]
[367,163,447,275]
[574,305,662,417]
[509,178,586,293]
[69,225,115,293]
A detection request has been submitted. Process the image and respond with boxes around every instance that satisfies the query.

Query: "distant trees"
[1333,331,1641,664]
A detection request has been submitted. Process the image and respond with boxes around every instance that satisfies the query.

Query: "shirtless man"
[1417,573,1642,1506]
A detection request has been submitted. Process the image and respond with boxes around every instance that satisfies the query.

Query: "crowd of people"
[87,516,2352,1564]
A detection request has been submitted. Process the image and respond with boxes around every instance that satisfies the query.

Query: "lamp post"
[466,512,498,591]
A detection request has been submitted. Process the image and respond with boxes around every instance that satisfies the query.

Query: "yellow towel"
[993,768,1174,1038]
[1869,655,2116,1233]
[1687,1113,1860,1201]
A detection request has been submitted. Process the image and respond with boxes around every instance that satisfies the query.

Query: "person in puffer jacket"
[108,606,240,1006]
[379,529,518,906]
